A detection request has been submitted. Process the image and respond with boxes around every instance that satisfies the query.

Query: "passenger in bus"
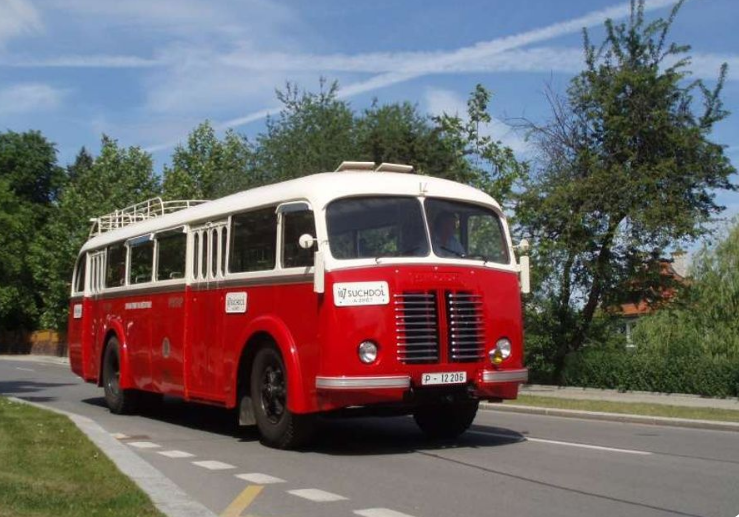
[433,211,465,257]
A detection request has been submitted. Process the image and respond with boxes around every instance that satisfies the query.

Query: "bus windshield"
[326,195,509,264]
[326,196,429,259]
[426,198,508,264]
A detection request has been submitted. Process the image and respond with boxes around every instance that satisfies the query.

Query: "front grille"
[395,291,439,363]
[446,291,485,362]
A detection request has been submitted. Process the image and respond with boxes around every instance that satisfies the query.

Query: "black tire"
[413,400,479,439]
[102,337,139,415]
[250,346,314,449]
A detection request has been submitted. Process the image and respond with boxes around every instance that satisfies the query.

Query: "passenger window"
[201,231,209,279]
[211,229,219,278]
[129,241,154,284]
[283,210,316,268]
[105,243,126,288]
[220,228,228,274]
[73,255,86,294]
[229,207,277,273]
[157,230,187,281]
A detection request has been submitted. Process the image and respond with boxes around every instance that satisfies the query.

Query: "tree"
[33,138,160,330]
[517,0,735,377]
[162,121,254,200]
[0,131,63,332]
[252,80,358,182]
[634,219,739,360]
[432,84,528,203]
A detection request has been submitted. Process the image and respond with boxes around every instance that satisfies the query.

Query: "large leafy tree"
[253,80,358,182]
[34,137,160,330]
[162,121,254,200]
[518,0,735,377]
[0,131,63,332]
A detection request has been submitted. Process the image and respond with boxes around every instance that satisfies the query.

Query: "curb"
[8,397,217,517]
[480,403,739,433]
[0,354,69,365]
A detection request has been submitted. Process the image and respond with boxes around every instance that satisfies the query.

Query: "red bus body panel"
[70,263,523,414]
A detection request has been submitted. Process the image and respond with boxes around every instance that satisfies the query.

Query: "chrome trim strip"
[482,368,529,384]
[316,375,411,390]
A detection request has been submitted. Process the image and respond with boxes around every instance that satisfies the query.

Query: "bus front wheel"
[250,346,314,449]
[102,337,139,414]
[413,400,479,439]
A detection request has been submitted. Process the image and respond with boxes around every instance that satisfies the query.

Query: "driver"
[433,211,465,257]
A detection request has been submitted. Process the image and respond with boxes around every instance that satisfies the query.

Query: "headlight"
[358,341,378,364]
[489,338,512,364]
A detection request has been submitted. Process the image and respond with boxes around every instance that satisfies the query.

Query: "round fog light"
[358,341,378,364]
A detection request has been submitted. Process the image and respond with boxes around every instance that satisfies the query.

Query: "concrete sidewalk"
[520,384,739,411]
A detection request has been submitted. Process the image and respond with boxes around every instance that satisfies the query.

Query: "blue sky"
[1,0,737,225]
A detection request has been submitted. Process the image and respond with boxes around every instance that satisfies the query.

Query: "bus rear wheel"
[102,337,139,414]
[413,400,479,439]
[250,346,314,449]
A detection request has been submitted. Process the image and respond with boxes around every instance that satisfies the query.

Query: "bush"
[562,350,739,398]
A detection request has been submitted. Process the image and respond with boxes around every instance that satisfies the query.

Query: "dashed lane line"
[220,485,263,517]
[193,460,237,470]
[158,450,195,458]
[287,488,348,502]
[468,430,653,455]
[15,367,35,372]
[235,473,285,484]
[354,509,417,517]
[111,433,129,440]
[127,441,161,449]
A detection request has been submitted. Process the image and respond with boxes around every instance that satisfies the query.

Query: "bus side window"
[229,207,277,273]
[73,255,86,294]
[157,231,187,281]
[283,210,315,268]
[129,241,154,284]
[105,243,126,288]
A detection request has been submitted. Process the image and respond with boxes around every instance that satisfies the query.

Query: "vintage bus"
[67,162,529,449]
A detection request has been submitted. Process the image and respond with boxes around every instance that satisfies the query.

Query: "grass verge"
[506,394,739,423]
[0,396,163,517]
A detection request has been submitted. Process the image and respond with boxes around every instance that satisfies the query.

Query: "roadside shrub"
[562,350,739,398]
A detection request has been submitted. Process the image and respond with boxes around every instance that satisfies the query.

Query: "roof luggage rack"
[89,197,209,237]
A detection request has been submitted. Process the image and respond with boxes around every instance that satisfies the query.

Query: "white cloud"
[425,88,530,155]
[144,0,681,151]
[0,83,65,114]
[0,0,41,45]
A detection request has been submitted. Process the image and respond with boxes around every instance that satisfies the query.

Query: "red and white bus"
[67,161,529,448]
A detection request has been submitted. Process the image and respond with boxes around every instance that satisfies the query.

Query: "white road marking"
[469,430,652,455]
[15,367,35,372]
[355,509,417,517]
[127,441,161,449]
[111,433,129,440]
[235,473,285,484]
[287,488,348,502]
[158,450,195,458]
[192,460,236,470]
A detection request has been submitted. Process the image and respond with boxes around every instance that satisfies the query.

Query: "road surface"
[1,357,737,517]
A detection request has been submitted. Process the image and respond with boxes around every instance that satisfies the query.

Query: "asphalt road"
[1,357,738,517]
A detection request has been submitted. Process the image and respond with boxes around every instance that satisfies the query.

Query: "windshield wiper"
[439,245,465,258]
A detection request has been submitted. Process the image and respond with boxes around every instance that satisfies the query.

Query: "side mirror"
[299,233,316,250]
[516,240,531,294]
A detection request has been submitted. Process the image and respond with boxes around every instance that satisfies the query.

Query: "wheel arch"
[97,319,134,389]
[232,315,311,413]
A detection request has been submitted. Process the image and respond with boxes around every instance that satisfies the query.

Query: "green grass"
[507,394,739,423]
[0,396,163,517]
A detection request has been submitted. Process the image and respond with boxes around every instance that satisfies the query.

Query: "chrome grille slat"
[396,291,439,364]
[446,291,485,362]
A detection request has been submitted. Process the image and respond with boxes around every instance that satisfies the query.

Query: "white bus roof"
[80,171,502,253]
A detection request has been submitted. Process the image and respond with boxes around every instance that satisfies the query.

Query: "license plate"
[421,372,467,386]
